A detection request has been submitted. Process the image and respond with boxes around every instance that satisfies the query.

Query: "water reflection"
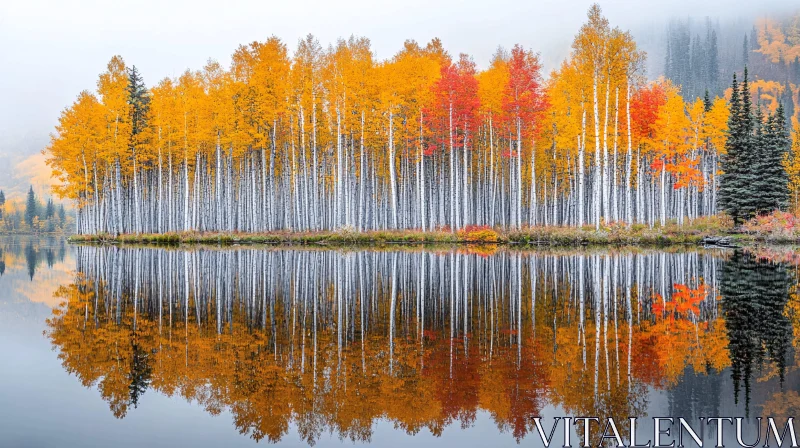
[0,235,67,281]
[45,246,796,445]
[721,251,794,415]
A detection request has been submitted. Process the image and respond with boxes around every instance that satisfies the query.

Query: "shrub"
[743,211,800,240]
[457,225,499,243]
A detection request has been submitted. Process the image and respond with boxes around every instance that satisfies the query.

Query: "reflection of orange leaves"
[650,292,664,314]
[423,329,438,340]
[633,329,668,388]
[762,391,800,419]
[672,283,707,316]
[459,245,499,257]
[651,284,707,317]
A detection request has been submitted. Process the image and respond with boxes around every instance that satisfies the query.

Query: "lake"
[0,236,797,447]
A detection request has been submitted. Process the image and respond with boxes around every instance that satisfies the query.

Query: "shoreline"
[64,225,787,248]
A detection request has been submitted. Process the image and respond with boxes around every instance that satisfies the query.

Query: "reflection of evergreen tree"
[46,249,55,268]
[0,249,5,276]
[24,242,37,281]
[57,240,66,263]
[127,337,152,409]
[720,250,793,416]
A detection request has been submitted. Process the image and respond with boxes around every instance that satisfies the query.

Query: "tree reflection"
[0,236,68,281]
[720,250,794,416]
[44,247,793,445]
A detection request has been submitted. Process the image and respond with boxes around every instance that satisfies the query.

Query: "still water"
[0,236,798,447]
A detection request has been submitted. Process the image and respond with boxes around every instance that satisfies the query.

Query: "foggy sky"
[0,0,795,160]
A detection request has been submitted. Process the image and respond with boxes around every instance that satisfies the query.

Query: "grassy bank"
[67,216,775,247]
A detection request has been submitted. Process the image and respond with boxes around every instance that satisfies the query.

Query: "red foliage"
[630,83,667,144]
[502,45,547,140]
[427,54,480,152]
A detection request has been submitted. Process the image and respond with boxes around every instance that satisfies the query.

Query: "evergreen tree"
[0,190,4,220]
[720,68,764,224]
[45,198,55,220]
[127,66,150,143]
[703,89,712,112]
[58,204,66,224]
[738,68,758,218]
[664,38,673,82]
[757,104,791,213]
[706,29,719,95]
[718,73,740,221]
[782,85,795,130]
[742,35,749,67]
[24,186,37,227]
[689,34,704,99]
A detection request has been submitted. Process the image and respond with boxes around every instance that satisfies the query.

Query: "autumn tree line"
[45,5,798,235]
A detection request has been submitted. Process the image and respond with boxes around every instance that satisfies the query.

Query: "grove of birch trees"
[47,5,732,235]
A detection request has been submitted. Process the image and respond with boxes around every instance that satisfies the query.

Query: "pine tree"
[706,29,719,95]
[782,85,795,130]
[45,198,55,219]
[25,186,37,227]
[703,90,712,112]
[58,204,66,224]
[742,35,749,67]
[719,69,757,224]
[719,73,742,223]
[0,190,4,220]
[738,68,758,219]
[127,65,150,234]
[751,106,768,212]
[758,104,791,212]
[127,66,150,142]
[690,33,705,100]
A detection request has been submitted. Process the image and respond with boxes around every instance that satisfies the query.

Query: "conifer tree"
[756,104,791,213]
[127,65,150,234]
[24,186,37,227]
[719,73,746,224]
[45,198,55,219]
[706,29,719,95]
[737,68,758,220]
[0,190,4,220]
[742,35,749,67]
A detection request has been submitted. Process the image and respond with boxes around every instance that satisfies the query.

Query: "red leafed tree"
[428,53,480,151]
[503,44,546,146]
[629,82,667,146]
